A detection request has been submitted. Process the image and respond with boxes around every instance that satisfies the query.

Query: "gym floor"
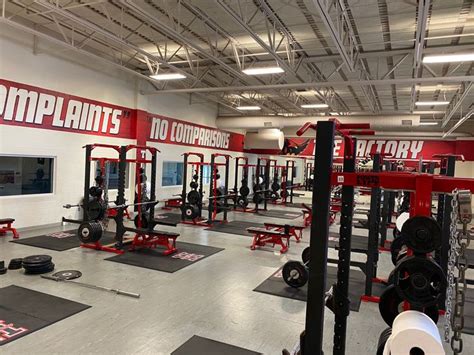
[1,201,473,354]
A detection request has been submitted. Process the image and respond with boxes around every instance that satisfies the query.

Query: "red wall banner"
[248,137,474,161]
[0,79,245,152]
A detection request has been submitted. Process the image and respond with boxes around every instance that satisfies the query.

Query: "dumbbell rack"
[300,119,474,355]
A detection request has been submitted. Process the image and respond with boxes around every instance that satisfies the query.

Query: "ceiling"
[1,0,473,135]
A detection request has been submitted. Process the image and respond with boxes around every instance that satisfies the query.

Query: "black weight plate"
[53,270,82,280]
[87,199,107,220]
[282,261,308,288]
[184,204,199,219]
[134,212,149,229]
[77,222,103,243]
[271,182,280,192]
[239,186,250,197]
[376,328,392,355]
[190,181,199,189]
[237,196,249,208]
[302,247,310,265]
[22,255,52,266]
[187,190,201,204]
[270,192,279,201]
[192,174,199,181]
[25,262,55,275]
[280,190,288,198]
[401,215,442,253]
[8,258,23,270]
[390,235,406,266]
[253,193,264,204]
[393,255,446,308]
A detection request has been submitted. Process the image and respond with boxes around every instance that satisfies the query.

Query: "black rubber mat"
[253,265,385,312]
[353,221,368,229]
[205,221,262,237]
[0,285,90,345]
[105,242,223,273]
[328,233,369,254]
[172,335,261,355]
[11,230,116,251]
[255,209,302,220]
[283,202,305,209]
[154,212,182,225]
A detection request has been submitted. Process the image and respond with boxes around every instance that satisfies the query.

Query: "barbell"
[63,199,160,210]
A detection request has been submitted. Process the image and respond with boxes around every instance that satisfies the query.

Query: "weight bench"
[264,222,304,242]
[0,218,19,239]
[129,227,179,255]
[247,227,290,254]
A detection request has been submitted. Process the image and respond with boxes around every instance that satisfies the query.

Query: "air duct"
[244,129,284,150]
[217,115,421,130]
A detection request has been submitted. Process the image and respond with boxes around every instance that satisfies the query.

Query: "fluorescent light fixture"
[150,73,186,80]
[242,66,284,75]
[301,103,329,108]
[415,101,450,106]
[236,105,261,110]
[423,53,474,63]
[419,122,439,126]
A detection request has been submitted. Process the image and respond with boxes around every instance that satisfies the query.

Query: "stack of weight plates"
[8,258,23,270]
[22,255,55,274]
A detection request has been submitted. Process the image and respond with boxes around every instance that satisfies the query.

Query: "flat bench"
[0,218,19,239]
[128,227,179,255]
[264,222,305,242]
[247,227,290,254]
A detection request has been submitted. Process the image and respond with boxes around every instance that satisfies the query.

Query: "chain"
[444,189,472,354]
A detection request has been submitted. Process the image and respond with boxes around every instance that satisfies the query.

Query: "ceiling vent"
[401,120,413,126]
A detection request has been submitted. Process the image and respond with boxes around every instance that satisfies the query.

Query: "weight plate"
[187,190,201,205]
[134,212,149,229]
[280,190,288,198]
[237,196,249,208]
[376,328,392,355]
[190,181,199,190]
[52,270,82,280]
[379,284,439,327]
[390,235,407,266]
[77,222,103,243]
[401,215,442,254]
[282,261,308,288]
[22,255,52,266]
[88,186,103,198]
[302,247,310,265]
[8,258,23,270]
[86,199,107,220]
[271,182,280,192]
[192,174,199,181]
[270,192,279,201]
[239,186,250,197]
[253,193,264,205]
[393,255,446,308]
[25,262,55,275]
[184,204,199,219]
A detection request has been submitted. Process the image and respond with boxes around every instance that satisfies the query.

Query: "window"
[162,161,184,187]
[0,156,54,196]
[95,162,129,190]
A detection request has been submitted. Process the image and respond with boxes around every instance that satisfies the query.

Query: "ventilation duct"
[217,115,421,130]
[244,128,284,150]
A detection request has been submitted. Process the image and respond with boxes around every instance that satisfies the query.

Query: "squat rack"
[208,153,232,224]
[181,152,206,225]
[300,119,474,354]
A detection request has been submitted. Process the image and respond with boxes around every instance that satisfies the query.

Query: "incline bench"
[0,218,19,239]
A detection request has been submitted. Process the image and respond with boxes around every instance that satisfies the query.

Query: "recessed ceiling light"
[236,105,261,110]
[301,104,329,108]
[242,66,284,75]
[150,73,186,80]
[423,53,474,63]
[415,101,450,106]
[419,122,439,126]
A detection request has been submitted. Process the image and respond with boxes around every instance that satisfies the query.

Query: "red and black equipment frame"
[181,152,206,224]
[281,159,296,204]
[299,119,474,355]
[233,157,255,212]
[208,153,232,224]
[254,157,274,212]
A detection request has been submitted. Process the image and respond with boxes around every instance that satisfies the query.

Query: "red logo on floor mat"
[171,252,205,262]
[0,320,29,342]
[46,231,75,239]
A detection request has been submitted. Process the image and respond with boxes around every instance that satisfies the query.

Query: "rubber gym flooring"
[1,199,473,354]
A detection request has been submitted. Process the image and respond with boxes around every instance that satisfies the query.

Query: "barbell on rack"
[63,199,160,210]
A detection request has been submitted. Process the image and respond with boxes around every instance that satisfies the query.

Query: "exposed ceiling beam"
[443,108,474,138]
[143,76,474,95]
[441,82,473,127]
